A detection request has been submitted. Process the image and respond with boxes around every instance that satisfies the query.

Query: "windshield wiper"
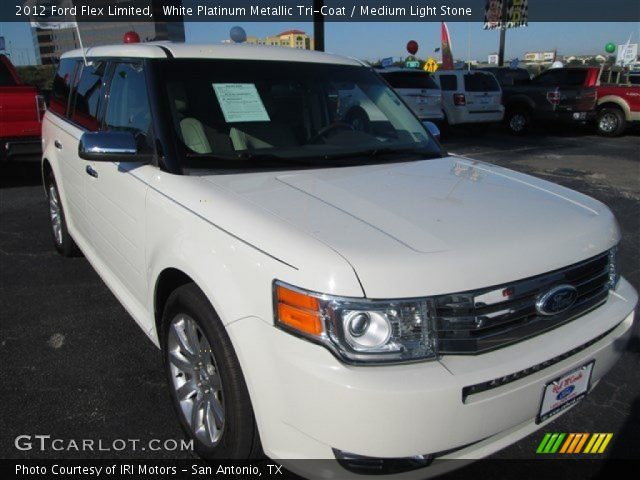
[321,147,441,162]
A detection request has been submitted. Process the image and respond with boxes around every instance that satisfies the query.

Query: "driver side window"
[105,62,153,153]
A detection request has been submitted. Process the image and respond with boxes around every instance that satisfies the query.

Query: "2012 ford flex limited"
[42,43,636,477]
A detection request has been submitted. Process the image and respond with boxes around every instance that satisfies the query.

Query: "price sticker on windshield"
[212,83,270,123]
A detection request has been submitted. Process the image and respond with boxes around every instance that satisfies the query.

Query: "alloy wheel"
[509,113,526,132]
[48,184,63,246]
[598,112,618,134]
[167,314,225,447]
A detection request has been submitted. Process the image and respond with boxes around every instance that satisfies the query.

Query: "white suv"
[376,68,444,124]
[42,43,636,476]
[433,70,504,126]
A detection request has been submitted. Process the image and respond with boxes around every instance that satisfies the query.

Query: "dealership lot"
[1,128,638,466]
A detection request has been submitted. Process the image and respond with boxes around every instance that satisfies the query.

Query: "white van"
[433,70,504,126]
[377,68,444,123]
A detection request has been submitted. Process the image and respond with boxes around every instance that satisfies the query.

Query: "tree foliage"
[15,65,56,91]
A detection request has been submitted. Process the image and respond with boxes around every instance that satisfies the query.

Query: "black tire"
[161,283,261,459]
[505,107,531,135]
[345,106,370,133]
[46,172,80,257]
[596,107,626,137]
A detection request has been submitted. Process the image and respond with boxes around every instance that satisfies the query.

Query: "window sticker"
[212,83,270,123]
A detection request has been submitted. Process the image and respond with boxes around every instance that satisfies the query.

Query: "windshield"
[157,59,442,172]
[380,71,439,90]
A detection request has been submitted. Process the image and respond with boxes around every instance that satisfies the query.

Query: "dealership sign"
[616,43,638,67]
[484,0,529,29]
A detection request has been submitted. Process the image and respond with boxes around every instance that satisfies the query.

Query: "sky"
[0,20,638,65]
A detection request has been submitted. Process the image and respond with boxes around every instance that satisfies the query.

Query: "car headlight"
[609,245,620,290]
[273,281,437,364]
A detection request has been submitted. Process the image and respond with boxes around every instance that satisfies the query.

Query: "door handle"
[54,140,63,150]
[85,165,99,178]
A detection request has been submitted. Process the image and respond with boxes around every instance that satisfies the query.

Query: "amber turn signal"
[275,284,323,336]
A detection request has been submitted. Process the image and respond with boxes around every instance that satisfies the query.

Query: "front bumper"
[1,137,42,161]
[226,278,636,465]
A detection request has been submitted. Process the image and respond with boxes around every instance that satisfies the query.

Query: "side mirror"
[423,121,441,142]
[78,131,138,162]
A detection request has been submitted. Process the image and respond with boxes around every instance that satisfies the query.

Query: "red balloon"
[407,40,419,55]
[123,31,141,44]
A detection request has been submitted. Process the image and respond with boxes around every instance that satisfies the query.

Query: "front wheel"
[161,283,261,459]
[46,173,79,257]
[597,107,626,137]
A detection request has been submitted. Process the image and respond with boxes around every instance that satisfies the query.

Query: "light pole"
[313,0,325,51]
[497,0,509,66]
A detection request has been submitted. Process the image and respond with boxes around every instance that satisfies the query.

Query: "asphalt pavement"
[1,126,638,470]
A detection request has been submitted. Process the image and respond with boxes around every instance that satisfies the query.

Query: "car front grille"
[433,251,611,354]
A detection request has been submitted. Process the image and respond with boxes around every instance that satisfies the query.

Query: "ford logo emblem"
[556,385,575,400]
[536,285,578,316]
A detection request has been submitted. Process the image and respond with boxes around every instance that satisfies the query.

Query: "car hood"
[202,156,619,298]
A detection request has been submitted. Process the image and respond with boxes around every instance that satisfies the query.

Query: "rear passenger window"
[439,75,457,91]
[105,62,153,152]
[71,61,106,131]
[464,73,500,92]
[50,59,76,116]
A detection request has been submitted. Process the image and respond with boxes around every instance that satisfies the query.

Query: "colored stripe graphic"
[559,433,575,453]
[539,433,614,454]
[536,433,552,453]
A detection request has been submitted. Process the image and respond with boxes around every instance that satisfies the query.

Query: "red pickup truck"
[0,54,45,161]
[595,67,640,136]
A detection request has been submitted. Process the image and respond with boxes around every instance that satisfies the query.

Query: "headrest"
[169,83,188,113]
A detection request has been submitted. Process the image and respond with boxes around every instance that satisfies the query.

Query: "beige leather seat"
[170,84,213,154]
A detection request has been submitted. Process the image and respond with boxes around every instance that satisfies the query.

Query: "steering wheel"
[309,122,355,144]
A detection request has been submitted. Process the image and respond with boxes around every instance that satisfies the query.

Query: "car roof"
[61,42,363,67]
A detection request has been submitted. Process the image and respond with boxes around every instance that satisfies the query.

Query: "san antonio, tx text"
[16,464,283,476]
[163,4,473,18]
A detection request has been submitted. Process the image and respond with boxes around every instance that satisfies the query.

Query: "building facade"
[32,0,185,65]
[245,30,314,50]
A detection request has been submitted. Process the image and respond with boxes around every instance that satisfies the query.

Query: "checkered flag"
[507,0,528,28]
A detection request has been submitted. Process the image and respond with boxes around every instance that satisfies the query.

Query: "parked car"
[432,70,504,127]
[0,54,45,161]
[375,67,444,124]
[42,43,636,476]
[594,67,640,136]
[501,67,599,135]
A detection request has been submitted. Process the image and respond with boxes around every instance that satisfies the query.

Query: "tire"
[345,106,370,133]
[46,172,80,257]
[506,107,531,135]
[596,107,626,137]
[161,283,261,459]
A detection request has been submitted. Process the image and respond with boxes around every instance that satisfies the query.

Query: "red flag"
[441,22,454,70]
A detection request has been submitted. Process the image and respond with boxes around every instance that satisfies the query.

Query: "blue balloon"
[230,26,247,43]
